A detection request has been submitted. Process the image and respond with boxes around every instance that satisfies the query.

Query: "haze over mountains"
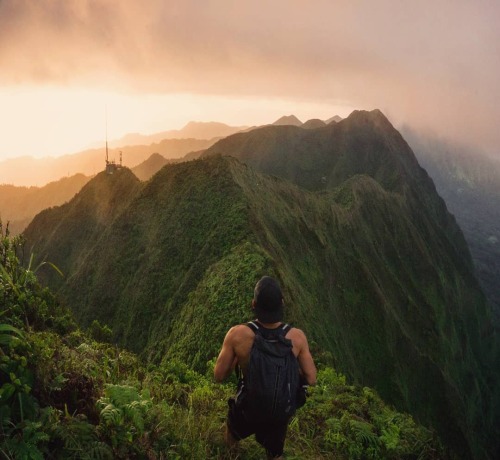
[0,138,217,187]
[0,116,344,188]
[23,110,500,459]
[0,120,254,187]
[402,128,500,324]
[0,174,91,235]
[106,121,249,149]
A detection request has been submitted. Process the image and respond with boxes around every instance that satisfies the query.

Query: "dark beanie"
[254,276,284,323]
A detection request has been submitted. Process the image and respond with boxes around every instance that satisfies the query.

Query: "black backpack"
[236,321,300,422]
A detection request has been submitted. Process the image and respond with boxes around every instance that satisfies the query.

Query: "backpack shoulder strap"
[246,321,260,334]
[280,323,292,335]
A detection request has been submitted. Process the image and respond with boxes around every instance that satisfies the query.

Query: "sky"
[0,0,499,161]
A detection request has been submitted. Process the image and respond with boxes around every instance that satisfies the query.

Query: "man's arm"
[296,330,317,386]
[214,327,238,383]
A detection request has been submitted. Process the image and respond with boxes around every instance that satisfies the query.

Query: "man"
[214,276,317,459]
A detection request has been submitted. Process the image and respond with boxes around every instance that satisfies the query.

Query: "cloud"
[0,0,499,153]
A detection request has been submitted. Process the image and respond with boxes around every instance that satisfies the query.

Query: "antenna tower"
[104,106,119,174]
[105,106,109,166]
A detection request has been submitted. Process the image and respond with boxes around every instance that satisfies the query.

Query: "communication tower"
[104,108,122,174]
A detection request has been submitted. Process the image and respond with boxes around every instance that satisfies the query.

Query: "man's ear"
[251,299,256,309]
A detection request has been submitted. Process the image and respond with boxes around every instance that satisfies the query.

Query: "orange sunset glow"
[0,0,499,180]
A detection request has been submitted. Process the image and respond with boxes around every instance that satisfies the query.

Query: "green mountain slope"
[23,115,500,458]
[402,127,500,325]
[27,168,141,286]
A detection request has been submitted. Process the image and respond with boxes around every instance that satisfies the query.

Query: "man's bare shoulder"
[287,326,307,338]
[225,324,254,341]
[286,327,308,346]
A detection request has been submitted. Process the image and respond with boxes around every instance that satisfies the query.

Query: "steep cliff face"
[23,113,499,459]
[402,127,500,326]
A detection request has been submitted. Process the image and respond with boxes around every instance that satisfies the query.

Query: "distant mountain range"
[325,115,343,124]
[24,110,500,459]
[0,117,344,187]
[302,118,327,129]
[272,114,304,126]
[0,174,91,234]
[130,152,173,181]
[108,121,248,148]
[0,138,217,187]
[272,114,342,127]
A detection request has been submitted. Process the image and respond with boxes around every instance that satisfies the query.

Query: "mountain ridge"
[23,111,500,458]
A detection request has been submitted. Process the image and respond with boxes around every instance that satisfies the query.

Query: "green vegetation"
[1,226,446,459]
[22,111,500,458]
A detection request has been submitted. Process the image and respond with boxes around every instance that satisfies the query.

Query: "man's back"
[214,321,316,385]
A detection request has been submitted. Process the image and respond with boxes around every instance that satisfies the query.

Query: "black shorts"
[227,398,289,458]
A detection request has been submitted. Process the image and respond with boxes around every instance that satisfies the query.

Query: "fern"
[53,414,98,457]
[3,420,48,460]
[349,418,379,448]
[102,384,140,406]
[380,421,401,451]
[98,384,151,432]
[96,384,152,455]
[99,403,123,427]
[125,399,149,432]
[84,441,114,460]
